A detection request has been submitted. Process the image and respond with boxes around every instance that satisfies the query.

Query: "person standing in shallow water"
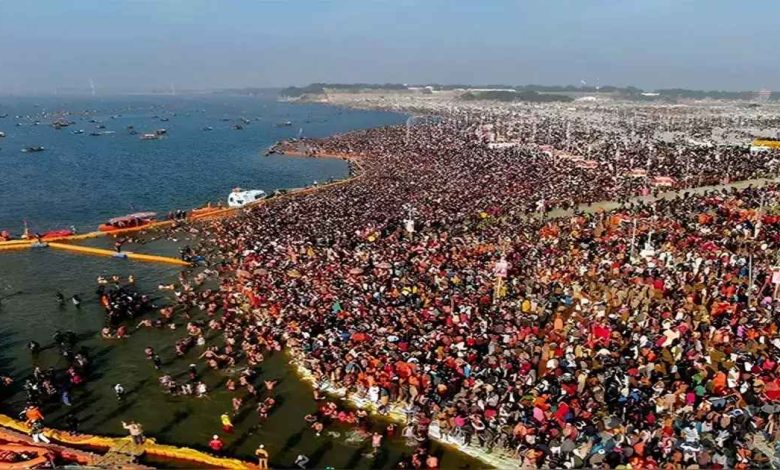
[209,434,224,453]
[114,383,125,400]
[122,420,145,445]
[255,444,269,469]
[220,412,233,433]
[371,432,383,456]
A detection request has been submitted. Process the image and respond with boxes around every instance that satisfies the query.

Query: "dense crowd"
[97,278,154,338]
[8,105,780,468]
[161,112,780,468]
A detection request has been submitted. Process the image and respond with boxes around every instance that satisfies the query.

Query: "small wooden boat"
[98,212,157,232]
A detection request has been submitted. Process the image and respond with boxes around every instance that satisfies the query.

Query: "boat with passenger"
[21,146,45,153]
[98,212,157,232]
[227,188,266,208]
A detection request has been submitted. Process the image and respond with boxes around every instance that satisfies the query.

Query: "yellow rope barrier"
[46,242,190,266]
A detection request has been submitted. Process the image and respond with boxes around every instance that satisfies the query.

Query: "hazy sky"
[1,0,777,93]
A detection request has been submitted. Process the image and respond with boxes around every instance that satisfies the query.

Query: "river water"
[0,95,482,468]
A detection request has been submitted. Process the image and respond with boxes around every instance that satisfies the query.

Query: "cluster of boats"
[1,188,268,243]
[4,111,302,153]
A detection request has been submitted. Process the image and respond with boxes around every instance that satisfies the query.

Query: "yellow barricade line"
[0,242,32,251]
[46,242,190,266]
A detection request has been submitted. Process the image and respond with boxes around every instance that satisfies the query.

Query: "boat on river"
[98,212,157,232]
[21,146,45,153]
[227,188,266,208]
[140,129,166,140]
[52,119,72,129]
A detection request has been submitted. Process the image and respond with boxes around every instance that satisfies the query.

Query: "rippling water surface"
[0,94,403,232]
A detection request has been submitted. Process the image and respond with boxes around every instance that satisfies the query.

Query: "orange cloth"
[712,372,727,394]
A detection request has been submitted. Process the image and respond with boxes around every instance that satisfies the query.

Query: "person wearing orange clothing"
[24,405,44,424]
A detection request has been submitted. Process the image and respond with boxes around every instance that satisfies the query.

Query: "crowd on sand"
[5,108,780,469]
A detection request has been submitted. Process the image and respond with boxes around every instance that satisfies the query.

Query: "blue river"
[0,93,403,233]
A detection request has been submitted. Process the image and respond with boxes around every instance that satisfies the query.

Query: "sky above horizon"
[0,0,777,93]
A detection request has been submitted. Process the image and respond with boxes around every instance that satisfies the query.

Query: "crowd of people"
[5,104,780,468]
[177,111,780,468]
[14,329,89,438]
[98,276,154,338]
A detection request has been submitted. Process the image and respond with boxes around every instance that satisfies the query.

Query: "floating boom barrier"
[0,240,189,266]
[45,242,191,266]
[0,240,33,251]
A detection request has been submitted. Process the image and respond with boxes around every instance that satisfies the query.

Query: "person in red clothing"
[208,434,224,453]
